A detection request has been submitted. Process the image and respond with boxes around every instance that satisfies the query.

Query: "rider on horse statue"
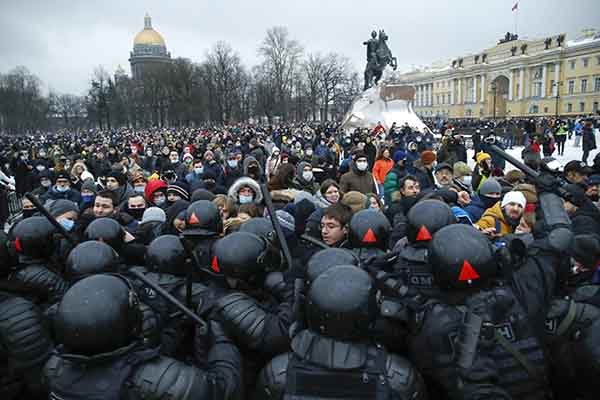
[363,30,397,91]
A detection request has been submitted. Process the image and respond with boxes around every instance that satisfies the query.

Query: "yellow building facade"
[396,30,600,119]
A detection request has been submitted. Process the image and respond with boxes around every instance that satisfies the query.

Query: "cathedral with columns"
[128,13,171,80]
[396,29,600,119]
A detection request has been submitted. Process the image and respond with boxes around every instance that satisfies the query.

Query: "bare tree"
[320,53,351,121]
[258,26,303,121]
[302,53,325,120]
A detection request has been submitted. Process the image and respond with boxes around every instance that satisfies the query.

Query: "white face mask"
[227,159,238,168]
[462,176,473,186]
[302,171,313,181]
[356,161,368,171]
[305,150,313,156]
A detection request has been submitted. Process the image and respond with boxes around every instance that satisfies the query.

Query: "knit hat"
[46,199,79,218]
[513,183,537,204]
[393,150,407,163]
[141,207,166,225]
[81,179,98,195]
[476,152,491,165]
[108,171,127,186]
[204,150,214,159]
[54,171,70,182]
[130,171,146,184]
[341,191,368,214]
[501,191,527,209]
[274,209,295,234]
[420,150,436,164]
[479,178,502,196]
[453,161,472,178]
[167,181,190,201]
[570,234,600,269]
[190,188,216,202]
[504,170,525,185]
[182,153,194,162]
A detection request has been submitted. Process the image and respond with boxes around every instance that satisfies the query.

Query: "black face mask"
[128,208,145,221]
[480,194,500,209]
[22,209,36,219]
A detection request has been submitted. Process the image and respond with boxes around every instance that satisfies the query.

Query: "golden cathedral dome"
[133,13,166,47]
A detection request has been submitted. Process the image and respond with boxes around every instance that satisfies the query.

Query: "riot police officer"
[44,274,242,400]
[255,265,427,399]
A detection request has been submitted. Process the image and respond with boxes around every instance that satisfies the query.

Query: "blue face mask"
[56,185,68,193]
[60,219,75,231]
[82,194,95,203]
[239,194,253,204]
[194,167,204,175]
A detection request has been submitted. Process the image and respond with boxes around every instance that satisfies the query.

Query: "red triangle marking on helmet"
[211,256,220,272]
[416,225,432,241]
[189,212,199,225]
[14,238,22,253]
[362,228,377,243]
[458,260,480,281]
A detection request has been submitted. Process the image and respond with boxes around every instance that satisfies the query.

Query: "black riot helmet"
[54,274,141,356]
[348,210,391,250]
[240,217,276,244]
[0,230,16,273]
[146,235,187,276]
[407,200,456,244]
[306,265,376,340]
[429,224,496,290]
[66,241,118,281]
[306,248,360,284]
[212,232,268,281]
[182,200,222,237]
[84,218,124,253]
[12,216,56,259]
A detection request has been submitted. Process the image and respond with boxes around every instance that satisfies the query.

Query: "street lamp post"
[552,81,563,119]
[491,81,497,121]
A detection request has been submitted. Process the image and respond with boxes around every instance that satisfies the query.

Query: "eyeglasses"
[320,222,342,231]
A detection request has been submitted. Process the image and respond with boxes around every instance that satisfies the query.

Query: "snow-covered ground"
[466,134,600,172]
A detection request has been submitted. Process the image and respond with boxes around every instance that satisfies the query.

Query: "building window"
[544,107,549,113]
[594,102,599,112]
[549,64,555,72]
[581,79,588,93]
[567,103,573,112]
[580,102,585,112]
[583,58,589,68]
[568,80,575,95]
[570,60,576,70]
[437,95,440,105]
[533,82,542,97]
[530,105,539,114]
[595,77,600,92]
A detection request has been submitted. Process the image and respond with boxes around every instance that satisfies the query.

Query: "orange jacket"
[372,159,394,184]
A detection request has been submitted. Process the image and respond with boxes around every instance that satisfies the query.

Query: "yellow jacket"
[475,202,514,236]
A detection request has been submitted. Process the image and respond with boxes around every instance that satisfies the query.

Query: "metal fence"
[7,191,22,222]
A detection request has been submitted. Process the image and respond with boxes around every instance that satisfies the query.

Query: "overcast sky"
[0,0,598,95]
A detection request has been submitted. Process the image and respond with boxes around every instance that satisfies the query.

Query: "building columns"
[518,68,524,99]
[472,77,476,103]
[480,75,485,104]
[553,62,560,96]
[457,79,462,104]
[508,70,513,101]
[541,64,547,98]
[451,80,455,105]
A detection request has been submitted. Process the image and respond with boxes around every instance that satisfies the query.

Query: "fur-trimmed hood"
[227,176,263,204]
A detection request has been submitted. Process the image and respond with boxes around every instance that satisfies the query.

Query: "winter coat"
[475,202,514,236]
[243,156,264,182]
[383,165,407,204]
[203,160,224,185]
[339,162,376,194]
[372,158,394,184]
[412,159,435,191]
[583,127,597,152]
[43,186,82,204]
[463,195,488,222]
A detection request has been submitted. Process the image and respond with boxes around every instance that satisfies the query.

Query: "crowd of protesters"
[1,115,600,399]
